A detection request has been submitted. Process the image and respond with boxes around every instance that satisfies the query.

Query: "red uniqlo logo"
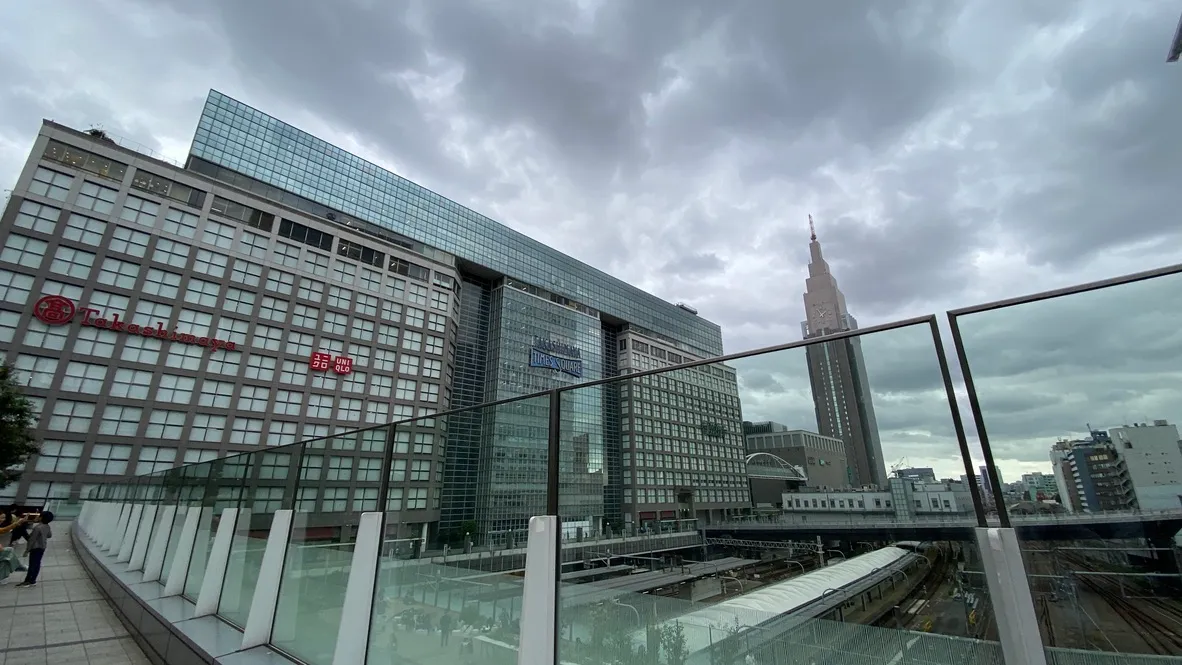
[333,356,353,375]
[309,352,332,371]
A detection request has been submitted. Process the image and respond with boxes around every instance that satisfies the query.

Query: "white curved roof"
[641,547,911,655]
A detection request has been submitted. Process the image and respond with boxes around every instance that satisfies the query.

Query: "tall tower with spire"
[801,216,886,488]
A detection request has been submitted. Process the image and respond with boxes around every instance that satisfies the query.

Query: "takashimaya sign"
[33,295,239,351]
[529,336,583,378]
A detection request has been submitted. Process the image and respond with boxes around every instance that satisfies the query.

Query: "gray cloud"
[3,0,1182,482]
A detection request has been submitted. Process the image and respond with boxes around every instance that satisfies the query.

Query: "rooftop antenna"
[808,214,817,241]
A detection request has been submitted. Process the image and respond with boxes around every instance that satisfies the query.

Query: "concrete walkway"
[0,523,150,665]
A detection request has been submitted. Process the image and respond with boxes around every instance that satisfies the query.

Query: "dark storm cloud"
[3,0,1182,482]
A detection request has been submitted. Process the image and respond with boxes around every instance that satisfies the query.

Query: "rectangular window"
[322,311,348,335]
[351,318,375,342]
[143,268,182,299]
[266,268,295,295]
[120,336,162,365]
[280,359,309,385]
[359,268,382,292]
[388,257,430,282]
[402,331,422,352]
[287,331,314,357]
[14,355,58,389]
[35,441,84,473]
[419,383,439,403]
[293,304,320,329]
[425,335,444,355]
[135,446,177,475]
[244,354,277,381]
[239,231,269,259]
[238,385,270,411]
[99,405,142,437]
[61,361,107,394]
[373,349,397,372]
[274,241,301,267]
[0,270,35,305]
[365,401,389,424]
[29,167,73,201]
[120,195,160,226]
[422,358,443,379]
[230,417,264,445]
[268,420,298,447]
[87,444,131,475]
[404,307,425,328]
[210,195,275,232]
[225,287,256,316]
[327,286,352,310]
[63,213,107,246]
[298,278,324,302]
[430,291,449,312]
[426,313,447,333]
[337,238,384,268]
[110,369,153,399]
[109,226,150,257]
[305,252,330,277]
[191,414,226,443]
[130,170,206,209]
[194,249,229,278]
[395,379,417,401]
[184,449,219,465]
[279,219,334,251]
[166,344,204,372]
[49,245,96,279]
[398,355,419,376]
[49,400,95,433]
[307,394,334,419]
[146,410,187,438]
[337,398,362,421]
[274,390,304,416]
[378,325,400,347]
[157,374,197,403]
[163,209,200,237]
[153,238,190,269]
[14,200,60,234]
[231,259,263,287]
[406,283,429,306]
[203,220,236,249]
[43,140,128,180]
[199,380,235,408]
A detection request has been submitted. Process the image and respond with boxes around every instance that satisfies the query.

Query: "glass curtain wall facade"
[187,90,723,358]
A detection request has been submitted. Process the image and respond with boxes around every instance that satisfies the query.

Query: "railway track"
[1063,553,1182,655]
[1037,594,1057,647]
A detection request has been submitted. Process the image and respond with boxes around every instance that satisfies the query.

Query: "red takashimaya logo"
[33,295,76,325]
[32,295,238,351]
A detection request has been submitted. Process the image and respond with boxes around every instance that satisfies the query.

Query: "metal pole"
[946,315,1011,527]
[547,388,563,665]
[928,318,989,527]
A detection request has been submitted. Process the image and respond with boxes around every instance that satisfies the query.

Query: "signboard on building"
[309,351,353,375]
[32,295,239,351]
[529,337,583,378]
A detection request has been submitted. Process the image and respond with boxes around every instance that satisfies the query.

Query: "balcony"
[68,262,1182,665]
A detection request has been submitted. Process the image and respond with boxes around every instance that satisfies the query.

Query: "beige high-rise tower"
[801,216,886,488]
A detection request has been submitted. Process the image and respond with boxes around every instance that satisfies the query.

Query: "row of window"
[625,451,744,475]
[624,488,748,505]
[25,164,456,304]
[24,394,440,446]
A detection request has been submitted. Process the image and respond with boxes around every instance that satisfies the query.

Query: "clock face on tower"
[811,303,832,320]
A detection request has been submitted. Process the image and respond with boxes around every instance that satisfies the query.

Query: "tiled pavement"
[0,524,151,665]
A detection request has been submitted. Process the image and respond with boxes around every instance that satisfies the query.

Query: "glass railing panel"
[160,461,213,587]
[183,453,251,601]
[272,427,390,665]
[954,268,1182,657]
[366,395,550,665]
[554,320,1000,664]
[218,446,300,628]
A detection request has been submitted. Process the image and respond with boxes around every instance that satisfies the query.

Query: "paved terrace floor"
[0,523,150,665]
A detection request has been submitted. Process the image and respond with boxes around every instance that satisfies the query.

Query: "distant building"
[1108,421,1182,511]
[799,218,886,487]
[895,467,937,483]
[1050,431,1137,513]
[743,421,849,494]
[780,477,975,522]
[1020,472,1059,502]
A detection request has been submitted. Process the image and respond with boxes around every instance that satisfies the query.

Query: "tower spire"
[809,214,817,242]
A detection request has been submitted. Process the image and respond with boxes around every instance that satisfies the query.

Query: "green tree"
[0,363,39,491]
[711,617,744,665]
[661,621,689,665]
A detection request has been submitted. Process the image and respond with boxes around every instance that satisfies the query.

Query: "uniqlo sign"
[310,352,353,375]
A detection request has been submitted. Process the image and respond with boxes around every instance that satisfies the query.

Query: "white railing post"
[242,510,294,650]
[143,505,178,583]
[117,504,143,563]
[977,527,1047,665]
[163,507,203,597]
[194,508,240,617]
[517,516,559,665]
[128,505,158,572]
[332,512,383,664]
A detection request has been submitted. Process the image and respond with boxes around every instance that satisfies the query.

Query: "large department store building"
[0,91,750,541]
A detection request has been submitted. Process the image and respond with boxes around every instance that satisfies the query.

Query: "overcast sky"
[3,1,1181,481]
